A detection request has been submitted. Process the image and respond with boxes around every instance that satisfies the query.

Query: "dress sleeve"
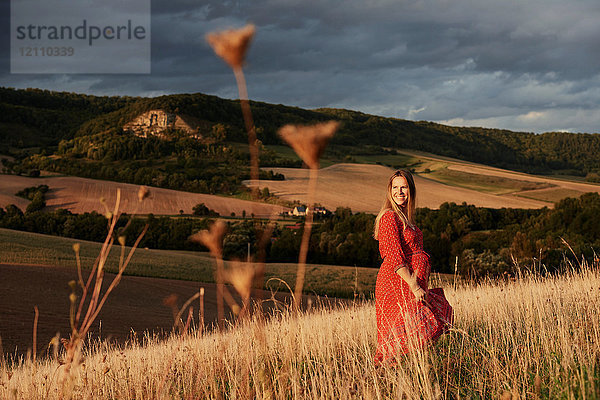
[378,211,406,270]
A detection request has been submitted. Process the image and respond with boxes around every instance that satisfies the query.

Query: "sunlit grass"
[2,263,598,399]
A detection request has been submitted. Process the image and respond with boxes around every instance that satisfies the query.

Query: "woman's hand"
[395,266,428,302]
[411,284,426,302]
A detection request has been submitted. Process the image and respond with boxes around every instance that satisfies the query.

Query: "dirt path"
[0,263,324,359]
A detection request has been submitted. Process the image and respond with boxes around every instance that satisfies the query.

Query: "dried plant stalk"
[277,121,339,169]
[60,188,149,393]
[205,25,255,70]
[199,287,205,335]
[278,122,339,308]
[173,292,202,335]
[189,220,228,329]
[32,306,39,363]
[206,24,259,195]
[234,68,260,195]
[293,167,318,308]
[224,261,254,318]
[253,215,277,304]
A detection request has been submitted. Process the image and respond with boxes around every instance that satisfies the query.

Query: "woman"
[374,170,452,364]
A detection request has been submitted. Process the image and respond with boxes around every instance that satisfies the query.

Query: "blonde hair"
[373,169,416,240]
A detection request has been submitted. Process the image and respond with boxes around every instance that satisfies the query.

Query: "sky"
[2,0,600,134]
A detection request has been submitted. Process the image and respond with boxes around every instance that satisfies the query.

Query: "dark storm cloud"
[2,0,600,133]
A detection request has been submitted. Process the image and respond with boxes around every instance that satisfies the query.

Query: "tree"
[192,203,219,217]
[26,191,45,213]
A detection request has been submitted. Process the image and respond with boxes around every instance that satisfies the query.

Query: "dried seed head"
[118,236,126,246]
[69,293,77,304]
[189,220,227,257]
[72,243,80,253]
[277,121,339,169]
[105,211,113,220]
[205,24,255,69]
[162,294,178,308]
[68,280,77,290]
[138,186,150,202]
[224,261,254,301]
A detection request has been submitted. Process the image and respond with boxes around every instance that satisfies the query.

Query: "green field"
[0,228,398,298]
[515,187,586,203]
[424,166,555,195]
[0,228,215,282]
[0,228,455,298]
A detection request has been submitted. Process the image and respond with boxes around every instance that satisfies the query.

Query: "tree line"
[3,87,600,184]
[2,192,599,278]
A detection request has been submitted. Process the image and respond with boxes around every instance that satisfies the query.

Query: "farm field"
[0,228,401,298]
[0,174,288,218]
[248,163,549,213]
[0,227,373,358]
[247,148,600,212]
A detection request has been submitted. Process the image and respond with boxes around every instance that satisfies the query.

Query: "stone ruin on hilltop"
[123,109,202,139]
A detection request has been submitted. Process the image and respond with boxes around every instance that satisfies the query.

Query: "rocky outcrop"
[123,109,201,138]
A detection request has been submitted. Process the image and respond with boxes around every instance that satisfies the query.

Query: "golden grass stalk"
[199,287,205,335]
[173,292,202,335]
[32,306,39,364]
[277,121,339,308]
[253,216,277,304]
[59,188,149,394]
[206,24,260,195]
[189,220,228,329]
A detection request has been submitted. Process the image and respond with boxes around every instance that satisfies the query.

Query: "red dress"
[375,210,453,364]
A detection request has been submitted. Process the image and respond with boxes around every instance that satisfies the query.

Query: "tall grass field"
[2,261,598,399]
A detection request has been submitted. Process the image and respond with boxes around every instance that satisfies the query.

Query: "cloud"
[1,0,600,133]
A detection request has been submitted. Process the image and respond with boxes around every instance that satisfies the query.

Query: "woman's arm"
[379,211,427,302]
[395,266,426,302]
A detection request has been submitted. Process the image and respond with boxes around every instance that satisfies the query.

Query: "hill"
[3,87,600,190]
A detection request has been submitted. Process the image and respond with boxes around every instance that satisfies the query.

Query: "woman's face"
[391,176,409,207]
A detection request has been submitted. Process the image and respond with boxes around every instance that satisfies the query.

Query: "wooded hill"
[2,86,600,180]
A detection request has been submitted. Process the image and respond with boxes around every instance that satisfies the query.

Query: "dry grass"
[2,263,598,399]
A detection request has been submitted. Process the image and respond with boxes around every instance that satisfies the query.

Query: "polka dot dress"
[375,210,453,364]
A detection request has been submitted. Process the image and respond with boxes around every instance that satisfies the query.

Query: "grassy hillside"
[2,260,598,398]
